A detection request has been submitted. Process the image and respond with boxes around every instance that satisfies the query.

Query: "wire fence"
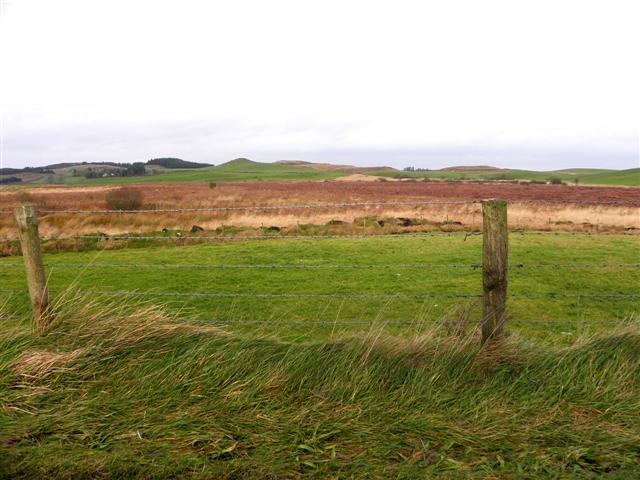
[1,262,638,270]
[1,198,639,332]
[2,197,640,216]
[1,230,637,244]
[2,287,639,301]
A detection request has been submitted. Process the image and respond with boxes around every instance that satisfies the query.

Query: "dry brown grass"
[1,180,638,240]
[14,349,85,379]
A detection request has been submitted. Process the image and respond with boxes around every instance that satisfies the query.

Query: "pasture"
[1,183,639,478]
[1,233,639,339]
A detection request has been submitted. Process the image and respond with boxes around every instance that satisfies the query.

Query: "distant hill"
[372,166,639,186]
[275,160,396,174]
[578,168,640,186]
[1,158,637,187]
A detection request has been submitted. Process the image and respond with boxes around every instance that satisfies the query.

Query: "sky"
[0,0,638,170]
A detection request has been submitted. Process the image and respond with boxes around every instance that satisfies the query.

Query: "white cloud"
[1,0,638,169]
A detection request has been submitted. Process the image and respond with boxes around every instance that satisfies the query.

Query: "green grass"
[579,168,640,186]
[1,234,638,339]
[61,159,345,185]
[1,298,639,478]
[1,235,639,477]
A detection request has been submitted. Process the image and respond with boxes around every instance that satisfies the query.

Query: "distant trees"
[83,162,147,179]
[403,166,430,172]
[147,158,211,169]
[0,176,22,184]
[0,167,53,175]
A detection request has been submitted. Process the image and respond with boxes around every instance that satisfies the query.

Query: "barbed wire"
[509,263,640,269]
[36,232,480,242]
[166,317,635,327]
[509,231,639,237]
[4,229,637,244]
[0,262,637,270]
[53,290,640,299]
[505,318,633,326]
[510,199,640,207]
[70,290,485,299]
[2,198,639,217]
[33,200,478,214]
[3,287,638,299]
[510,293,640,298]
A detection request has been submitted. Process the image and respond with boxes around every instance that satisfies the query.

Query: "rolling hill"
[1,158,638,186]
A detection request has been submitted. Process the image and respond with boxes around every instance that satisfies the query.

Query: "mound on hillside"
[275,160,396,174]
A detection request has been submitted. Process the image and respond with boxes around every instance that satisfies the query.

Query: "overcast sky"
[1,0,638,170]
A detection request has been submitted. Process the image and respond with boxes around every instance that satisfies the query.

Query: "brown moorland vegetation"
[1,180,639,240]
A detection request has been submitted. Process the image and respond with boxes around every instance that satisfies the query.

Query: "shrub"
[15,191,34,203]
[105,187,144,210]
[208,181,217,189]
[548,177,563,185]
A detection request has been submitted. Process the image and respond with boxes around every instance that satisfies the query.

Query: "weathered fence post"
[14,204,51,333]
[481,199,508,344]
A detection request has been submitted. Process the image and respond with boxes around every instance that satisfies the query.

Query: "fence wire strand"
[0,262,637,270]
[12,289,629,299]
[33,200,477,214]
[2,198,639,217]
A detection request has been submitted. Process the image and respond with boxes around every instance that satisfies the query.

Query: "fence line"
[182,318,633,327]
[2,198,638,216]
[2,288,637,299]
[41,232,480,241]
[4,200,639,341]
[70,290,486,299]
[31,289,640,299]
[33,200,478,214]
[1,262,637,270]
[4,230,637,244]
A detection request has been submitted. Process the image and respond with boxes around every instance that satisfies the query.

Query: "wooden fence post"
[14,204,51,333]
[481,199,508,344]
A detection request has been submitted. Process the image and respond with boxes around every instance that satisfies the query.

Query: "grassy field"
[1,234,639,478]
[372,167,640,186]
[61,159,345,185]
[1,234,638,338]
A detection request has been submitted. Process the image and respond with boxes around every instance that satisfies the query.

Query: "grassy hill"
[372,167,640,186]
[578,168,640,186]
[2,158,638,186]
[61,158,344,184]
